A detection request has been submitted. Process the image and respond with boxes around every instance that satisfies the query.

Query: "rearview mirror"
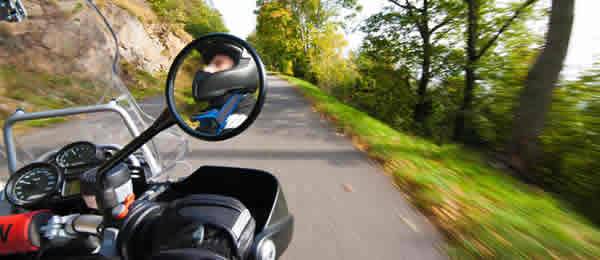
[165,33,266,141]
[92,34,266,219]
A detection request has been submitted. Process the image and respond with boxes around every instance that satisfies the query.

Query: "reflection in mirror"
[169,35,262,138]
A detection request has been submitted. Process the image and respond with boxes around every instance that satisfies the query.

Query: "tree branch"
[387,0,430,39]
[388,0,404,8]
[430,12,460,34]
[475,0,538,60]
[432,25,454,45]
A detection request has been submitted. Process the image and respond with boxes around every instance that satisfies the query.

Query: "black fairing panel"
[156,166,291,233]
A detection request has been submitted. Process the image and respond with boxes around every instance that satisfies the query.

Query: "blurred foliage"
[251,2,302,73]
[255,0,600,257]
[252,0,360,83]
[0,64,105,130]
[119,61,165,100]
[285,74,600,258]
[0,65,101,112]
[538,64,600,222]
[24,118,68,128]
[147,0,228,37]
[111,0,158,23]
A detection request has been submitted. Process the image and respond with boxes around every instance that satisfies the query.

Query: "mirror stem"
[95,109,177,220]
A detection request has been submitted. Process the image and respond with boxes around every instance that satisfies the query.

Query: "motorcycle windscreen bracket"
[0,0,27,22]
[2,101,162,176]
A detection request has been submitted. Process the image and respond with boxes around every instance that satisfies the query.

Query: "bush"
[147,0,227,38]
[536,77,600,223]
[284,74,600,259]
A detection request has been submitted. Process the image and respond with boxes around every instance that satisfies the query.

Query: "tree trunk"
[453,0,479,141]
[509,0,575,172]
[414,33,432,123]
[413,0,431,124]
[455,63,476,140]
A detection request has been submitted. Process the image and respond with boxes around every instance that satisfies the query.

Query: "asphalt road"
[0,75,445,259]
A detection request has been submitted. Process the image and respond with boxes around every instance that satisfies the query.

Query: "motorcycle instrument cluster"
[4,141,117,208]
[54,141,99,168]
[4,162,63,207]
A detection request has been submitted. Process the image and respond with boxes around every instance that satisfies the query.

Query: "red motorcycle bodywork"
[0,210,50,255]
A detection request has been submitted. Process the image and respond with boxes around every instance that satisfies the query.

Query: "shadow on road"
[186,148,370,166]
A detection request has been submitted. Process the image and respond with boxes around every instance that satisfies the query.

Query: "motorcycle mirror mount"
[94,33,267,223]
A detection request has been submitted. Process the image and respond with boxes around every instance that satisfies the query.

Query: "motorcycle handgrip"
[0,210,51,255]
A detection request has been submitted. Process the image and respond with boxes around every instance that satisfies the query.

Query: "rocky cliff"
[0,0,188,76]
[0,0,191,116]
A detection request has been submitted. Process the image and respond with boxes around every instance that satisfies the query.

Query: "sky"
[212,0,600,79]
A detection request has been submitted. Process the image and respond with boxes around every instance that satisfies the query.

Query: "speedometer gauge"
[5,163,63,207]
[55,141,99,168]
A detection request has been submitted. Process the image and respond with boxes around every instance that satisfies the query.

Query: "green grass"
[112,0,157,23]
[24,118,67,128]
[281,75,600,259]
[71,2,84,16]
[0,65,101,112]
[119,61,164,100]
[0,65,106,131]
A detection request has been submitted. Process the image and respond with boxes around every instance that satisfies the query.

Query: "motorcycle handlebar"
[43,214,103,241]
[71,214,103,235]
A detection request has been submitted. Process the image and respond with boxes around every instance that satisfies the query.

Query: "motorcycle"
[0,1,293,259]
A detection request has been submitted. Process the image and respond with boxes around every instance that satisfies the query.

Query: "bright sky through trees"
[212,0,599,78]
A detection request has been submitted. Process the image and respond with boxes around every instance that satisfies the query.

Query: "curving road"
[0,75,445,259]
[185,76,445,259]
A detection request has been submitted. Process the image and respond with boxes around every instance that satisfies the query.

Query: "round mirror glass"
[166,34,266,141]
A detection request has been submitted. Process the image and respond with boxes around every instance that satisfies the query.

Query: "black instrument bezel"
[5,162,64,207]
[54,141,100,169]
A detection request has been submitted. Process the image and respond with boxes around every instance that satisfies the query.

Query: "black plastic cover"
[152,248,227,260]
[151,194,256,260]
[80,164,129,195]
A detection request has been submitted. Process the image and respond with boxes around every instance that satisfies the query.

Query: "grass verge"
[281,75,600,259]
[23,118,67,128]
[0,64,107,133]
[120,61,164,100]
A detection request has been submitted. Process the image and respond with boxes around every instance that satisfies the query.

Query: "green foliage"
[536,64,600,222]
[470,18,542,146]
[147,0,228,37]
[345,52,415,131]
[255,0,600,253]
[183,5,228,37]
[253,0,360,83]
[283,74,600,259]
[252,2,303,72]
[24,118,67,128]
[360,1,464,78]
[72,2,84,15]
[0,65,101,113]
[119,61,164,100]
[0,64,106,130]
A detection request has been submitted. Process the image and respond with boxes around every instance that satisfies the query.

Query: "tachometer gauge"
[5,163,63,207]
[55,141,99,168]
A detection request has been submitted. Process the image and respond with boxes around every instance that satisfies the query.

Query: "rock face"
[102,3,188,72]
[0,0,187,76]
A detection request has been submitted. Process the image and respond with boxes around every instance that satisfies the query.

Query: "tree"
[364,0,463,124]
[254,0,359,79]
[453,0,538,141]
[252,1,303,73]
[148,0,228,37]
[509,0,575,173]
[274,0,359,78]
[184,2,228,37]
